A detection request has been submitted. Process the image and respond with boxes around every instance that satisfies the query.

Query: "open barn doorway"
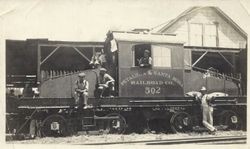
[38,44,103,82]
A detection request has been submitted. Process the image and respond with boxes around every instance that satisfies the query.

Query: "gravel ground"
[6,131,246,144]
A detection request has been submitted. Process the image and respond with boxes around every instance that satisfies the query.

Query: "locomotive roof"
[112,31,185,44]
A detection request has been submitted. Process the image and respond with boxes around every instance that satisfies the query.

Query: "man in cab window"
[139,50,152,67]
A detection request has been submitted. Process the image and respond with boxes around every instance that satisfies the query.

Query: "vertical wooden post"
[187,19,190,46]
[215,22,219,47]
[232,54,236,73]
[132,47,135,66]
[37,44,41,89]
[201,24,204,46]
[223,74,226,93]
[93,47,96,55]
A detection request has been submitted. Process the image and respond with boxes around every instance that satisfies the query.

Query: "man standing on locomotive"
[200,86,217,134]
[74,73,89,109]
[98,68,115,97]
[139,49,152,67]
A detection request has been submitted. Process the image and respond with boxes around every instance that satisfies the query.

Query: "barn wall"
[161,7,246,48]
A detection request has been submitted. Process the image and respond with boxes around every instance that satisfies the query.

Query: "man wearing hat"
[98,68,115,97]
[200,86,217,134]
[139,49,152,67]
[74,72,89,109]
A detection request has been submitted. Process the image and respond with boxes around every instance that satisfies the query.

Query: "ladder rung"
[94,116,119,120]
[83,117,95,119]
[82,125,96,127]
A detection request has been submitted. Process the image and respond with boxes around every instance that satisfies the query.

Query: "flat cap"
[78,72,86,77]
[144,50,150,53]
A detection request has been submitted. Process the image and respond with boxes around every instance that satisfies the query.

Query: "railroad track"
[82,135,246,145]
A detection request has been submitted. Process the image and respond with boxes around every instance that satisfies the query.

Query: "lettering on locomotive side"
[121,70,183,87]
[120,69,184,97]
[130,80,174,85]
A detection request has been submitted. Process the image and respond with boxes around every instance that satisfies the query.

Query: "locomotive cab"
[105,31,240,98]
[106,31,185,98]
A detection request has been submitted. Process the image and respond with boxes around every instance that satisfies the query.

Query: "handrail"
[190,65,241,82]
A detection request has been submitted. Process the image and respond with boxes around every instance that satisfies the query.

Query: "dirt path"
[6,130,246,144]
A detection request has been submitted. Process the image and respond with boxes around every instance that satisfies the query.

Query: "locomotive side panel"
[117,41,184,97]
[40,69,98,98]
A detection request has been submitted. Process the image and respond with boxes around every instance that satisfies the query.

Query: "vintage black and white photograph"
[2,0,249,147]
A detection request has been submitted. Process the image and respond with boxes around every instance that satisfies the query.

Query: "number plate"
[50,122,60,130]
[231,116,238,123]
[145,87,161,95]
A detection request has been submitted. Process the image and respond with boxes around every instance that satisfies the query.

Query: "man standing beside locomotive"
[74,73,89,109]
[139,50,152,67]
[199,86,217,134]
[98,68,115,97]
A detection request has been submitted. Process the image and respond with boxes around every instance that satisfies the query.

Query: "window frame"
[151,45,172,68]
[203,24,218,47]
[132,43,152,67]
[189,23,203,46]
[188,22,218,47]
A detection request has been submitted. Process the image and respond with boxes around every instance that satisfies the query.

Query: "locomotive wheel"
[219,110,242,130]
[41,114,69,137]
[170,112,193,133]
[105,113,127,134]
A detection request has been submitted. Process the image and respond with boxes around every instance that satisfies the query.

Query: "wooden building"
[152,6,247,94]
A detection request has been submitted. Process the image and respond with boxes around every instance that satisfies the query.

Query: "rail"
[82,135,246,145]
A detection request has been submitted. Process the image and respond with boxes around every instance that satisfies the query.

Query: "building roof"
[154,6,247,39]
[112,31,184,44]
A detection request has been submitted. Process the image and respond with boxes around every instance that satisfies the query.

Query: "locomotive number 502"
[145,87,161,95]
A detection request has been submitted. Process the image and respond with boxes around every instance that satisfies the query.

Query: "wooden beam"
[38,43,103,48]
[218,52,234,68]
[184,46,241,53]
[215,22,219,47]
[192,51,208,67]
[37,44,41,84]
[187,20,190,46]
[40,46,61,65]
[73,47,91,62]
[189,48,239,53]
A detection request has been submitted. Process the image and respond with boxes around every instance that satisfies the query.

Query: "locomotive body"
[6,31,246,138]
[38,31,239,99]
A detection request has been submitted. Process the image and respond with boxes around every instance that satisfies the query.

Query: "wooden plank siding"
[159,7,246,49]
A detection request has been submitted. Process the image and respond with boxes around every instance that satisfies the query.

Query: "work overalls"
[75,80,89,107]
[201,94,216,131]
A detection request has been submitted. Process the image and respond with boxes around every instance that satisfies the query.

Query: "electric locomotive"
[6,31,246,138]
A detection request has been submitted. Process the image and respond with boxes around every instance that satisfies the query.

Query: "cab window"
[133,44,151,67]
[152,45,171,67]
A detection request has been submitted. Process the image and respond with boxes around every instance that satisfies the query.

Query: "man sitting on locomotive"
[98,68,115,97]
[199,86,217,134]
[74,73,89,109]
[139,49,152,67]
